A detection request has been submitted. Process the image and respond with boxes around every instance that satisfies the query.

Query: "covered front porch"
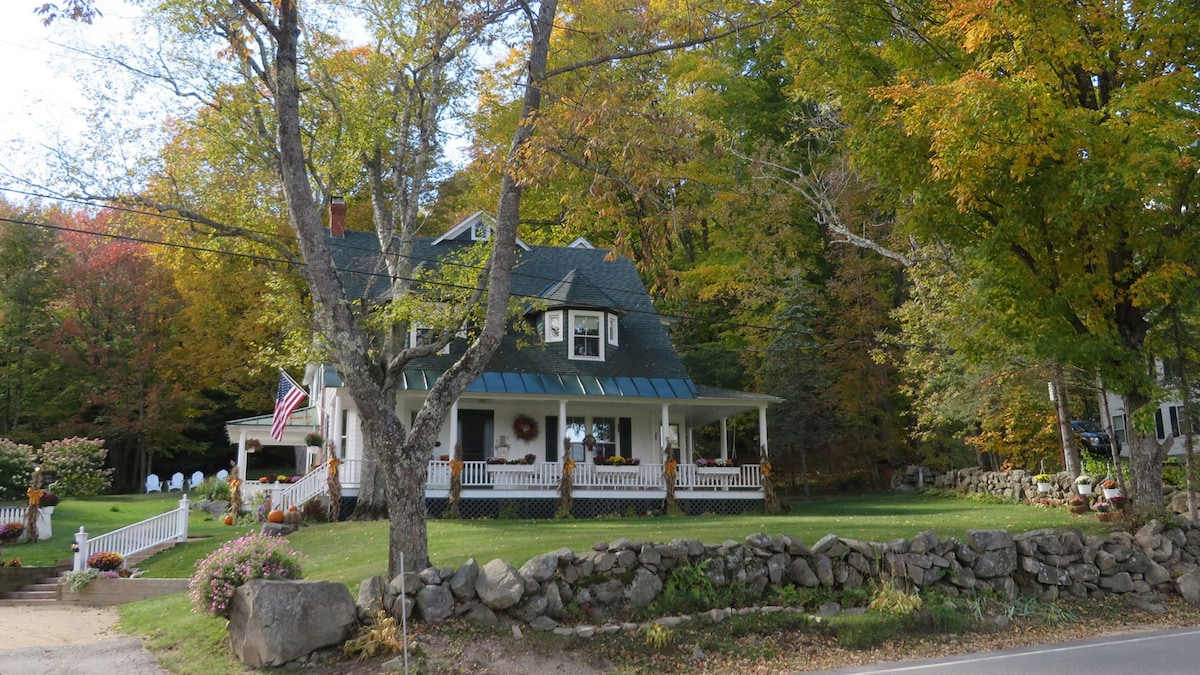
[235,457,766,518]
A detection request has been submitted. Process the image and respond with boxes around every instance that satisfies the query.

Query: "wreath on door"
[513,414,539,442]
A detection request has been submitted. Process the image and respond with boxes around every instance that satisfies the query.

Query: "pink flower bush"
[189,534,304,617]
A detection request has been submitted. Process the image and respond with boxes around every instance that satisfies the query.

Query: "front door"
[458,409,494,462]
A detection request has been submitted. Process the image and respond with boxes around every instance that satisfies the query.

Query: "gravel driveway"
[0,606,167,675]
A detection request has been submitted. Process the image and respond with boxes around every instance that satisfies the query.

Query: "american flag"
[271,370,308,441]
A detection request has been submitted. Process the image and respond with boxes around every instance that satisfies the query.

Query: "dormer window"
[471,221,490,241]
[410,326,451,355]
[570,310,603,360]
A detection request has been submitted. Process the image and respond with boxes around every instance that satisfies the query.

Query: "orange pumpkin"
[223,514,235,526]
[266,509,285,523]
[288,505,298,512]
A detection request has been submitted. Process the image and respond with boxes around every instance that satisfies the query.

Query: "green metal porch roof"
[391,369,698,398]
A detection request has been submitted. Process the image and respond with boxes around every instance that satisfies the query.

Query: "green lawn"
[1,492,1104,675]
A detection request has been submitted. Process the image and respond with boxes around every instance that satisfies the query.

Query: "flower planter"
[1096,511,1121,523]
[1103,488,1121,499]
[1036,482,1052,493]
[1076,484,1093,495]
[595,465,639,474]
[486,464,535,473]
[697,467,740,476]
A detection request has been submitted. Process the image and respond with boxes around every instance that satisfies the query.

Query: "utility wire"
[0,188,845,343]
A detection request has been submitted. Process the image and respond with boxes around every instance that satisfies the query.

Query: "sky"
[0,2,144,184]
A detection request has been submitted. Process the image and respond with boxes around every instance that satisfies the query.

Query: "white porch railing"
[239,465,331,512]
[416,460,763,492]
[73,496,190,572]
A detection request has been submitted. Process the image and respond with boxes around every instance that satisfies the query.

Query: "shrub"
[0,522,25,543]
[87,551,124,571]
[189,534,305,617]
[0,439,35,501]
[40,438,112,497]
[198,476,231,501]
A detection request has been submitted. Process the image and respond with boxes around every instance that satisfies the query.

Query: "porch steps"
[0,561,71,606]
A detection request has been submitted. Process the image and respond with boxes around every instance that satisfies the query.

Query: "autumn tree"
[48,213,203,490]
[0,200,66,441]
[765,0,1200,512]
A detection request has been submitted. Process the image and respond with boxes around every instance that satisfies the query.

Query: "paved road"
[0,638,168,675]
[812,626,1200,674]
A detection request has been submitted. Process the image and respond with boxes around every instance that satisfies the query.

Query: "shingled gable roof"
[535,268,620,314]
[326,214,696,398]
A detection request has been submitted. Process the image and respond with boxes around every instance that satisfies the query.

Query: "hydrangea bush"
[40,438,112,497]
[189,534,304,617]
[0,439,35,501]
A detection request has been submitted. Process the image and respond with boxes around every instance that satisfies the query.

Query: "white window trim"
[410,325,451,355]
[568,309,604,361]
[471,221,490,241]
[607,314,619,346]
[545,310,564,343]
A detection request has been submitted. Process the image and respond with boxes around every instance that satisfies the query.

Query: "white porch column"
[687,427,695,464]
[330,393,343,458]
[449,399,460,455]
[758,405,769,460]
[719,418,728,461]
[660,403,671,462]
[558,400,568,460]
[237,432,248,481]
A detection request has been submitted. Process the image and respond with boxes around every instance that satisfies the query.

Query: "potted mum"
[1067,496,1090,515]
[1100,478,1121,499]
[1092,499,1121,522]
[1074,475,1094,495]
[0,522,24,544]
[1034,473,1054,493]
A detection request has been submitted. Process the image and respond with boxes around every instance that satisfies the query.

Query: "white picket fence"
[73,496,190,572]
[0,505,53,541]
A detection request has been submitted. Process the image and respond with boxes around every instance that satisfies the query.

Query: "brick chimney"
[329,196,346,238]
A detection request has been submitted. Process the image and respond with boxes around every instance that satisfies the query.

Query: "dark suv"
[1071,420,1112,456]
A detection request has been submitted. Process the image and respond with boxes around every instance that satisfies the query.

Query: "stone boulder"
[475,558,524,610]
[228,580,357,668]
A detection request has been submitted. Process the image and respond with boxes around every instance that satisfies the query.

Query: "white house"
[226,210,780,517]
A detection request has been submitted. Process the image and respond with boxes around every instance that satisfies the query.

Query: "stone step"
[0,589,58,601]
[0,597,59,607]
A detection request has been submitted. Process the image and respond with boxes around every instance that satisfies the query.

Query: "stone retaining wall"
[356,520,1200,632]
[61,578,190,606]
[932,467,1088,501]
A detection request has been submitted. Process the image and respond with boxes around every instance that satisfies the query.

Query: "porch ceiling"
[225,406,319,446]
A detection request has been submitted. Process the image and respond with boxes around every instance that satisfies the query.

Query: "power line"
[0,189,827,339]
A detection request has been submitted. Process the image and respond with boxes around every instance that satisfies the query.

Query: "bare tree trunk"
[1051,362,1081,476]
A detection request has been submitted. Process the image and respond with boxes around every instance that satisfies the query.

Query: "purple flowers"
[189,533,304,617]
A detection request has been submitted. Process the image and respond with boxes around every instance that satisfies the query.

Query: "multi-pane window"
[570,311,602,359]
[410,326,450,354]
[564,415,618,459]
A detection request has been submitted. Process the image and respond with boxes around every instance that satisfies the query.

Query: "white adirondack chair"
[145,474,162,493]
[216,469,229,481]
[167,472,185,492]
[189,470,204,490]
